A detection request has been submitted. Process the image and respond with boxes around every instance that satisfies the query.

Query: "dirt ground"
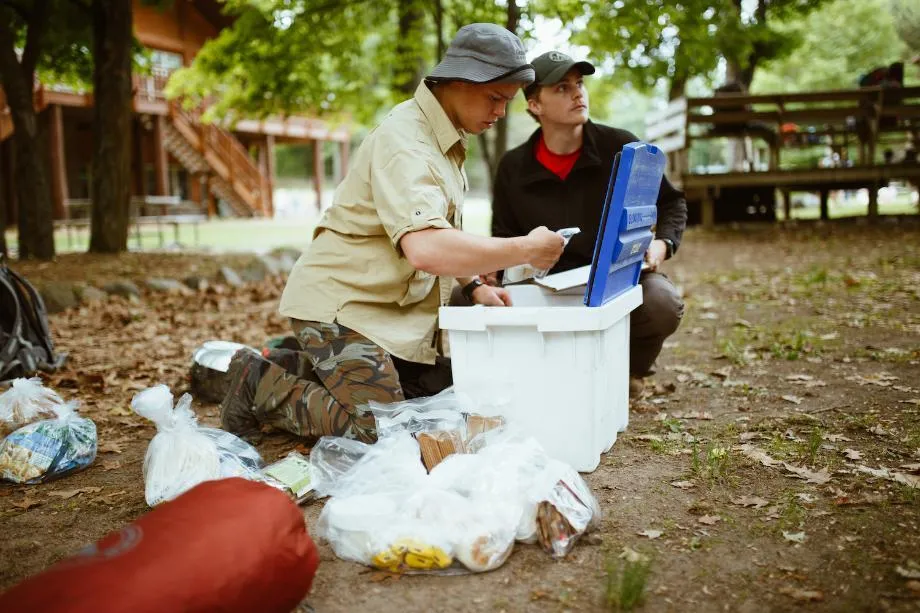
[1,221,919,612]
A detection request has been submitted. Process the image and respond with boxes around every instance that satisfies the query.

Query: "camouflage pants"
[250,320,406,443]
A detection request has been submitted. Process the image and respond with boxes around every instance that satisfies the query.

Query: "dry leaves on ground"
[779,586,824,602]
[47,486,102,499]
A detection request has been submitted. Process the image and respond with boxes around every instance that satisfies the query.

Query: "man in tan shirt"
[221,23,564,443]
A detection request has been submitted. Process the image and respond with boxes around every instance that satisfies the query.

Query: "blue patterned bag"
[0,401,97,484]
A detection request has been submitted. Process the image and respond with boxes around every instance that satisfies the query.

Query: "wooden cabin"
[0,0,351,226]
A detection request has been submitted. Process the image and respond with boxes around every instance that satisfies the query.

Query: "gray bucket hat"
[428,23,535,84]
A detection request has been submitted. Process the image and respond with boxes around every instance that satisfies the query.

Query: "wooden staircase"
[166,102,265,217]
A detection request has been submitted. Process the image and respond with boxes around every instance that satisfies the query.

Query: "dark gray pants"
[449,272,684,377]
[630,272,684,377]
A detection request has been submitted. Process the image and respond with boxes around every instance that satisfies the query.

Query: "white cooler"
[439,284,642,472]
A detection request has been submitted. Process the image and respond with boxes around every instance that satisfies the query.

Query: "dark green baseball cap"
[524,51,595,98]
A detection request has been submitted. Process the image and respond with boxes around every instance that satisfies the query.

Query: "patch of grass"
[843,412,879,433]
[605,555,652,612]
[803,427,824,466]
[778,493,807,532]
[691,441,733,484]
[769,329,817,361]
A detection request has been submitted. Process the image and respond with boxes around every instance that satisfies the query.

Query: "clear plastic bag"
[0,377,63,438]
[0,400,97,484]
[368,387,472,440]
[309,436,371,498]
[533,459,601,558]
[131,385,264,506]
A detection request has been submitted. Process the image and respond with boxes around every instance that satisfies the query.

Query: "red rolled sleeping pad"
[0,478,320,613]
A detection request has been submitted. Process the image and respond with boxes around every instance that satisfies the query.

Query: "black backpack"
[0,258,67,381]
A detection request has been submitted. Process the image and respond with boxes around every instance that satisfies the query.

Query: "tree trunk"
[89,0,133,253]
[480,0,522,193]
[434,0,445,61]
[0,4,55,260]
[394,0,426,97]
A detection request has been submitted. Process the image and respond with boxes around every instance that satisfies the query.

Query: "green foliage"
[1,1,93,88]
[558,0,824,97]
[754,0,913,93]
[166,0,512,124]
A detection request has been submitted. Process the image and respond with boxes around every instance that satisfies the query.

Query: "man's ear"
[527,96,541,119]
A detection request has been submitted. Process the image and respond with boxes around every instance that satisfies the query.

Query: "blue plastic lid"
[584,143,665,307]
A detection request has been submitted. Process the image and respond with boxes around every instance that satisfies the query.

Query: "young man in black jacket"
[489,50,687,391]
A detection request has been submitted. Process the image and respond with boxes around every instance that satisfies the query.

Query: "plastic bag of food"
[368,387,472,439]
[329,434,428,499]
[131,384,263,506]
[261,451,315,504]
[0,377,63,438]
[0,400,97,484]
[532,458,601,558]
[309,436,371,498]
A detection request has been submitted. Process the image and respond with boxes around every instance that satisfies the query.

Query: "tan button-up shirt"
[279,82,468,364]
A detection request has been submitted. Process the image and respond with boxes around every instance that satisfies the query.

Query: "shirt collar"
[520,120,602,185]
[415,81,467,155]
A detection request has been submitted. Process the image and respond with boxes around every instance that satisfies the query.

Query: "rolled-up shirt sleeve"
[371,146,453,253]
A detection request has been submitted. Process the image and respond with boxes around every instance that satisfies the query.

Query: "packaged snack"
[262,451,314,504]
[0,400,96,484]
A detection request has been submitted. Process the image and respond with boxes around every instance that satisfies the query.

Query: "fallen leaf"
[781,395,803,405]
[12,496,42,510]
[670,480,696,490]
[697,515,721,526]
[98,441,125,454]
[638,529,662,539]
[796,493,817,503]
[896,565,920,580]
[869,425,890,436]
[102,460,121,471]
[740,444,783,468]
[901,463,920,472]
[786,374,814,381]
[906,581,920,595]
[783,463,832,484]
[842,448,863,461]
[825,433,852,442]
[48,487,102,499]
[635,434,664,442]
[779,586,823,602]
[731,495,769,509]
[782,531,807,543]
[711,366,733,379]
[739,432,762,442]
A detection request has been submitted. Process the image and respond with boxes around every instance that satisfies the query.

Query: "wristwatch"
[461,278,484,302]
[659,238,675,260]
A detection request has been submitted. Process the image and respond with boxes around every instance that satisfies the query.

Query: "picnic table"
[56,195,208,249]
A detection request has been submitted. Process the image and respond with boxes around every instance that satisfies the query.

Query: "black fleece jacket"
[491,120,688,274]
